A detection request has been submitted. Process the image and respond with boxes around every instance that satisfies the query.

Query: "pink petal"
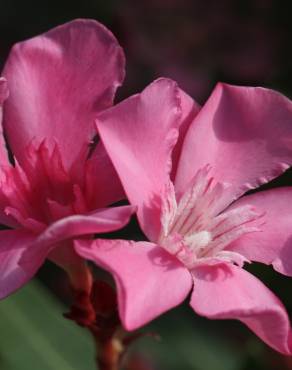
[96,78,182,241]
[20,205,135,267]
[75,239,193,330]
[171,89,200,179]
[0,229,40,299]
[191,263,292,354]
[2,19,125,172]
[0,78,20,227]
[0,78,10,167]
[227,187,292,276]
[84,141,125,208]
[175,83,292,206]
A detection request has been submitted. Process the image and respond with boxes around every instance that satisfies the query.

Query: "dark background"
[1,1,292,369]
[2,0,292,102]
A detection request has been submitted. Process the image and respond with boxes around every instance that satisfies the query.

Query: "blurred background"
[1,1,292,369]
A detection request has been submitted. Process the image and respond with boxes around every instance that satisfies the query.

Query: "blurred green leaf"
[0,279,95,370]
[131,305,245,370]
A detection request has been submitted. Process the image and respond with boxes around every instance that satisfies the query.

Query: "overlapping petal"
[84,141,125,208]
[0,78,10,167]
[0,188,133,300]
[75,239,193,330]
[191,263,292,354]
[20,205,135,268]
[175,83,292,206]
[0,230,40,299]
[2,19,125,172]
[0,78,19,227]
[227,187,292,276]
[96,78,182,241]
[170,89,200,179]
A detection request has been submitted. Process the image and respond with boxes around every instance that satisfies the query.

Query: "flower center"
[158,165,262,269]
[184,230,212,252]
[0,140,89,232]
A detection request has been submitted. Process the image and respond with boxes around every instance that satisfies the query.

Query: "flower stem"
[65,275,126,369]
[95,336,124,370]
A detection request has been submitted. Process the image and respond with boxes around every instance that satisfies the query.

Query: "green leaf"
[131,305,244,370]
[0,279,95,370]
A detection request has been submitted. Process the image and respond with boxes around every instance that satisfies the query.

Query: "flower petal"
[171,89,200,179]
[175,83,292,206]
[0,78,20,227]
[96,78,182,241]
[2,19,125,171]
[0,78,10,167]
[85,141,125,208]
[227,187,292,276]
[75,239,193,330]
[20,205,135,267]
[0,229,41,299]
[191,263,292,354]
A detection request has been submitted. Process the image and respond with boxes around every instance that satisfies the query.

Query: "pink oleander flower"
[76,78,292,354]
[0,19,134,298]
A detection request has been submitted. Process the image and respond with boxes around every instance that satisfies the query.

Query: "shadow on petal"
[193,263,233,282]
[147,246,186,272]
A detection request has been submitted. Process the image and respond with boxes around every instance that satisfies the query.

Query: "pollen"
[184,231,212,252]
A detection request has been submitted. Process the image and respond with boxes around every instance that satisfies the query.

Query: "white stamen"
[160,180,177,238]
[215,250,251,268]
[159,165,263,270]
[184,230,212,252]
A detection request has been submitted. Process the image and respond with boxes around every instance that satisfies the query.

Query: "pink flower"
[76,78,292,354]
[0,19,134,298]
